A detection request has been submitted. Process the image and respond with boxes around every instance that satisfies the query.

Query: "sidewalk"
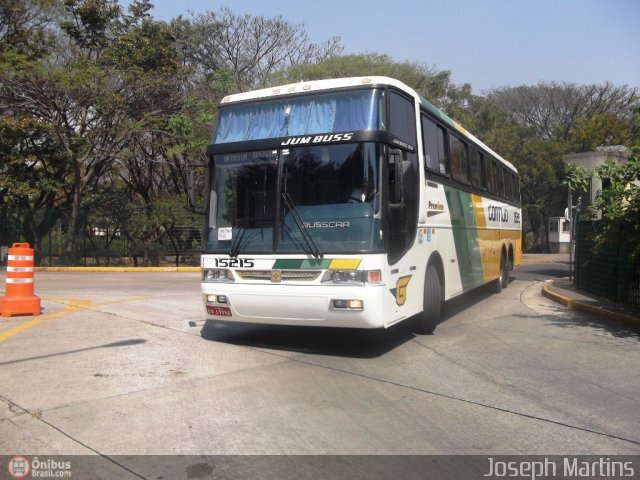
[521,253,570,264]
[542,277,640,328]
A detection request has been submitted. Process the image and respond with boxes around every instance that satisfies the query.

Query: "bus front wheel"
[417,264,441,334]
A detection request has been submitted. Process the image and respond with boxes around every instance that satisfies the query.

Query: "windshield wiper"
[229,224,247,258]
[281,192,322,259]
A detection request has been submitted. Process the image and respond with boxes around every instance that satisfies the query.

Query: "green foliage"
[481,84,639,250]
[0,0,59,60]
[567,114,637,153]
[270,53,473,115]
[562,163,591,194]
[60,0,121,53]
[590,146,640,258]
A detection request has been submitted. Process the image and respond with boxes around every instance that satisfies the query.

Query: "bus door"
[386,146,419,320]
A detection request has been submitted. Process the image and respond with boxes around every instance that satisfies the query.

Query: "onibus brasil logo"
[7,456,30,479]
[7,456,72,478]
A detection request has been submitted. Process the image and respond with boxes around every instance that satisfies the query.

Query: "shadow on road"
[512,267,571,283]
[200,319,415,358]
[515,307,640,340]
[0,338,147,366]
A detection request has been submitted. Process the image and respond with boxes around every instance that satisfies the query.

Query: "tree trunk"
[64,164,83,261]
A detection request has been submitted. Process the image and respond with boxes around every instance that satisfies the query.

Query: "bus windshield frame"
[204,142,384,255]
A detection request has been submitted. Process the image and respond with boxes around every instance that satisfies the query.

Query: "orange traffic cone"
[1,242,41,317]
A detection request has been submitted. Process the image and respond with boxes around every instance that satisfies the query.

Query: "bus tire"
[418,265,441,334]
[503,256,511,289]
[493,254,507,293]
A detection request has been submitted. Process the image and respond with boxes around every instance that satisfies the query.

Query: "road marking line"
[93,295,151,307]
[0,299,92,343]
[0,295,154,343]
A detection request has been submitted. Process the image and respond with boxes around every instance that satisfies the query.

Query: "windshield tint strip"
[215,89,384,143]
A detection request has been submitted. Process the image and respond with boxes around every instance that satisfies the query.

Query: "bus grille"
[236,270,322,282]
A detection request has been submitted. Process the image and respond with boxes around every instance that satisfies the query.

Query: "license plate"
[207,306,232,317]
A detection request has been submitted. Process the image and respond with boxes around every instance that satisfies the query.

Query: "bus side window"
[450,134,469,184]
[469,147,486,190]
[486,158,497,195]
[487,159,500,195]
[389,90,416,147]
[421,115,440,173]
[501,166,509,199]
[507,172,515,201]
[421,114,449,177]
[435,125,449,176]
[495,164,504,198]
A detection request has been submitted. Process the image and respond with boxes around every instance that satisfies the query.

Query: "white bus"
[195,76,521,333]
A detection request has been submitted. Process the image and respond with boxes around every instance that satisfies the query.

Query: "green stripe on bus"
[272,259,331,269]
[444,187,485,291]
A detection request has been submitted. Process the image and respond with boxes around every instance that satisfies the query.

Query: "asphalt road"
[1,262,639,466]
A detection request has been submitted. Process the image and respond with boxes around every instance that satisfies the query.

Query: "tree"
[103,10,203,265]
[590,145,640,258]
[180,7,342,92]
[271,53,473,117]
[1,0,133,259]
[487,82,639,143]
[481,82,640,251]
[0,0,64,251]
[0,115,66,250]
[566,114,636,153]
[0,0,194,260]
[0,0,58,60]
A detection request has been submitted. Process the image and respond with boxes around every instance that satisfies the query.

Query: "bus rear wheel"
[417,264,441,334]
[493,254,508,293]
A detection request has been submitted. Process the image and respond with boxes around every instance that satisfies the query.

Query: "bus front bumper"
[201,283,388,329]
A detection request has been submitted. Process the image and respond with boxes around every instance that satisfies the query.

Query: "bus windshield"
[214,89,385,143]
[206,143,383,254]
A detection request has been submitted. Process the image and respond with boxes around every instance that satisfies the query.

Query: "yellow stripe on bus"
[328,259,362,270]
[471,194,500,282]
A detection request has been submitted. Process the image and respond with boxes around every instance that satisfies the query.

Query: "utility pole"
[570,197,582,284]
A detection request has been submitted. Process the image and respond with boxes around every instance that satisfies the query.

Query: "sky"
[121,0,640,94]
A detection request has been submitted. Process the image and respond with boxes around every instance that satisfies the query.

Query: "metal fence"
[575,220,640,309]
[1,206,202,267]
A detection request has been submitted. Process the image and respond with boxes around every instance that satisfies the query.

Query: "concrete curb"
[33,267,200,272]
[542,280,640,328]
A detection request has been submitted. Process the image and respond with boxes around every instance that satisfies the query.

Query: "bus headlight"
[322,270,364,284]
[202,269,234,282]
[321,269,382,285]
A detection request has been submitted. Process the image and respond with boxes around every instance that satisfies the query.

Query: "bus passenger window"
[469,148,486,189]
[389,91,416,147]
[421,116,439,172]
[450,135,469,184]
[494,164,504,198]
[507,172,515,201]
[421,115,449,176]
[435,126,448,175]
[501,167,509,199]
[487,159,497,195]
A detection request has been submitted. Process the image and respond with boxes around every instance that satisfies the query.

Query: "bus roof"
[220,76,516,172]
